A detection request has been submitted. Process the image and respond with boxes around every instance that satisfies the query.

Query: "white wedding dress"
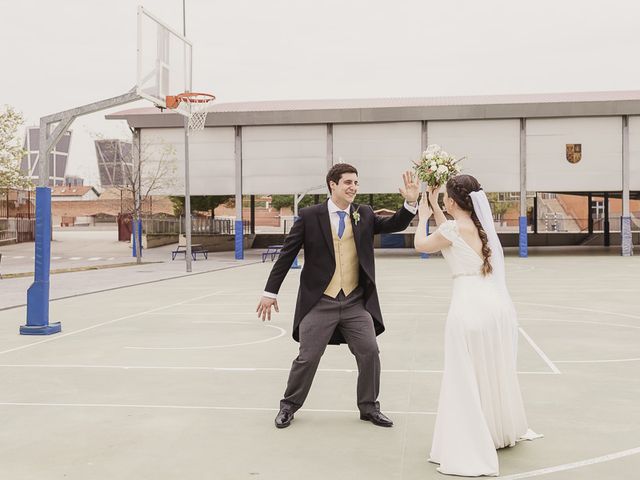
[429,219,540,477]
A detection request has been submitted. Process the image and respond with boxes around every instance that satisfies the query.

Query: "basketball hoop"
[165,92,215,134]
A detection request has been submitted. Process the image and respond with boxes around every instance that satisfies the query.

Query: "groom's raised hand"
[256,296,279,321]
[399,170,420,204]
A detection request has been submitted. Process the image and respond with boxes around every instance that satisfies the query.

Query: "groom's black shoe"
[360,410,394,427]
[275,408,294,428]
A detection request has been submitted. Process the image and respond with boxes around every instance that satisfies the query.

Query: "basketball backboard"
[137,6,192,111]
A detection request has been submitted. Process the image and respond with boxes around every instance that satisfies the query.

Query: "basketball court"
[1,251,639,479]
[10,4,639,478]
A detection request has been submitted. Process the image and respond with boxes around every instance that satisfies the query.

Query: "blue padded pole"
[22,187,61,335]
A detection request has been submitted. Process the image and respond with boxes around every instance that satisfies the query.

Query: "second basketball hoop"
[166,92,215,134]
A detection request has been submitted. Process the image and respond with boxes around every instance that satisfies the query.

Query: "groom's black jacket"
[265,200,415,345]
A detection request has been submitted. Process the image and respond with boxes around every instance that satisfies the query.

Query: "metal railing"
[536,216,640,233]
[142,216,251,235]
[0,217,35,243]
[0,219,16,242]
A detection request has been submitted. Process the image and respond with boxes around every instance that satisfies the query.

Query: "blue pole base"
[24,186,59,335]
[291,256,302,269]
[234,220,244,260]
[420,252,429,259]
[20,322,62,336]
[518,216,528,258]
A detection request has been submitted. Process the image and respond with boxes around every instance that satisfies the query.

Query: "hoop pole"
[184,115,193,272]
[23,89,142,336]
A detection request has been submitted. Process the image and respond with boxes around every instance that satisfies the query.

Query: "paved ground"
[0,231,639,479]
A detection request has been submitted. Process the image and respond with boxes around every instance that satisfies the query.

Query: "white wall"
[333,122,422,193]
[140,127,236,195]
[139,117,634,196]
[629,116,640,190]
[242,125,327,194]
[428,119,520,191]
[526,117,622,191]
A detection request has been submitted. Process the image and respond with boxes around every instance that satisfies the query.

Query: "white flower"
[425,153,434,160]
[437,165,448,174]
[426,144,441,154]
[440,151,448,158]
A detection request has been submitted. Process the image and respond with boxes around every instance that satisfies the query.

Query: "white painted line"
[125,324,286,350]
[0,364,554,375]
[518,327,562,375]
[147,312,293,317]
[12,256,25,259]
[88,257,102,261]
[555,357,640,364]
[515,301,640,321]
[0,401,436,415]
[68,257,82,260]
[0,290,226,356]
[521,317,640,330]
[51,256,62,260]
[520,318,640,364]
[500,446,640,479]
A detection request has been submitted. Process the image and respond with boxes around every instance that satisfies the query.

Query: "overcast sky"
[2,0,639,186]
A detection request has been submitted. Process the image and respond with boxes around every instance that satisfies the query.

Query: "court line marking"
[518,327,561,375]
[515,301,640,321]
[556,357,640,364]
[521,317,640,330]
[500,446,640,480]
[125,324,286,350]
[0,290,227,356]
[0,402,435,415]
[0,364,554,375]
[378,296,640,325]
[520,318,640,364]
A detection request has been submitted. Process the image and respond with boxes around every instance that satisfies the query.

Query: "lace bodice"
[436,220,484,277]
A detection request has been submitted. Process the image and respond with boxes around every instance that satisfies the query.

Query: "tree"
[117,133,177,264]
[169,195,231,217]
[369,193,404,210]
[486,192,515,221]
[0,105,31,189]
[269,193,406,211]
[269,194,316,211]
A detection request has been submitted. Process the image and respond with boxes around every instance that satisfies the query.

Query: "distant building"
[21,126,72,186]
[64,175,84,187]
[94,139,133,187]
[51,186,100,202]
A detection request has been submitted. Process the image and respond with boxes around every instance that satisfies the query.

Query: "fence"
[142,216,251,235]
[0,216,35,243]
[536,215,640,233]
[282,214,639,235]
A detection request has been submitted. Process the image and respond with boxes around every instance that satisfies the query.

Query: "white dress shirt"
[262,199,417,299]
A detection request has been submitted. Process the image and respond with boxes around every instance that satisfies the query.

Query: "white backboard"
[137,6,192,109]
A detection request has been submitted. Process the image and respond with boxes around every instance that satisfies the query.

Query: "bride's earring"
[446,199,454,212]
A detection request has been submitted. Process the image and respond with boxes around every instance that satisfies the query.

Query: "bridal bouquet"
[412,144,462,188]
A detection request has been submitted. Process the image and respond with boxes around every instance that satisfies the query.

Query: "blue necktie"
[337,211,347,239]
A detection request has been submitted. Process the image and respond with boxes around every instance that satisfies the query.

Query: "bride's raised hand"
[418,192,432,220]
[428,186,441,210]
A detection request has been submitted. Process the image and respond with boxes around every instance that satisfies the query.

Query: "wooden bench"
[262,245,283,262]
[171,243,209,261]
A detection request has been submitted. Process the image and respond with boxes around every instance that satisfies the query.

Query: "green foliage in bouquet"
[413,144,462,188]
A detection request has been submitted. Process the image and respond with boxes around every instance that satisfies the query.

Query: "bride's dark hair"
[445,174,492,276]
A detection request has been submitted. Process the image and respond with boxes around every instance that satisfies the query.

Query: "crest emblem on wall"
[566,144,582,164]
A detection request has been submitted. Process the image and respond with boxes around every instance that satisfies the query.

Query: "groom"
[257,163,419,428]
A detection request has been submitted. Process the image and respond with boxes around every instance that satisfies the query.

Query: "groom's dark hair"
[326,163,358,193]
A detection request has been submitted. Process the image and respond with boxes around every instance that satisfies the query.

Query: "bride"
[414,174,540,477]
